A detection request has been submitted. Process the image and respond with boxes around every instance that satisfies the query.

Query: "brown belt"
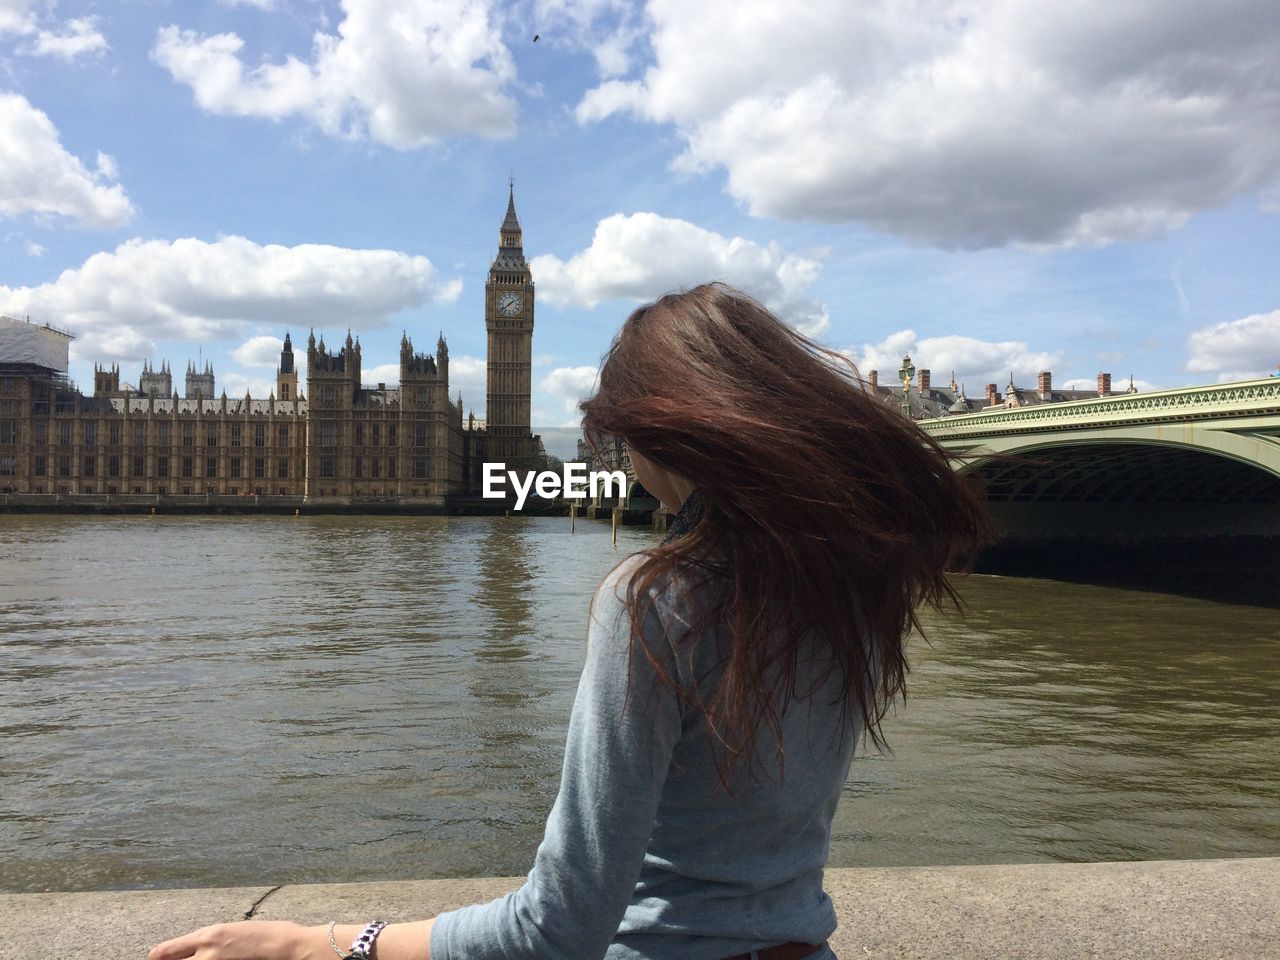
[723,941,827,960]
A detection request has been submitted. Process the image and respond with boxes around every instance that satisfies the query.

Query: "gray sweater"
[430,550,859,960]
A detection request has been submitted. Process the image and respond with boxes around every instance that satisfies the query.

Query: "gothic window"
[109,456,120,478]
[181,456,193,478]
[277,459,288,479]
[355,424,364,445]
[254,457,265,479]
[84,422,97,446]
[414,424,427,447]
[320,456,336,479]
[231,458,241,479]
[413,457,427,479]
[0,456,14,476]
[34,455,46,476]
[320,422,338,446]
[354,458,363,479]
[35,421,47,445]
[280,383,290,400]
[386,457,395,480]
[182,423,194,447]
[109,422,121,446]
[231,424,242,447]
[132,456,143,476]
[58,455,71,477]
[371,457,380,479]
[278,424,289,445]
[59,422,72,446]
[0,420,14,445]
[206,425,217,447]
[158,423,171,446]
[131,422,143,447]
[372,424,380,445]
[158,456,169,478]
[254,423,266,448]
[206,457,217,479]
[322,386,336,405]
[83,456,95,477]
[416,388,428,407]
[387,424,397,445]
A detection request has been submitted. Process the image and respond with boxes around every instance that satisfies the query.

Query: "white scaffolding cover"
[0,315,72,372]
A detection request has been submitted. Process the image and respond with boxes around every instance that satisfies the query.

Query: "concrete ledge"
[2,858,1277,959]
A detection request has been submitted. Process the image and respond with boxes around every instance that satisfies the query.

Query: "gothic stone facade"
[0,189,539,502]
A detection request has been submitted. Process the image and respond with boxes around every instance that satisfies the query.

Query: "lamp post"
[898,353,915,418]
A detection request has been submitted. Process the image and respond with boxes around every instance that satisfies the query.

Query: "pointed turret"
[502,178,521,233]
[277,330,299,400]
[493,179,526,269]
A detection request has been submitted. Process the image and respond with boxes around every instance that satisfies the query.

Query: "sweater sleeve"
[430,556,684,960]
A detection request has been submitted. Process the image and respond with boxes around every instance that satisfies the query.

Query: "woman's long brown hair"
[579,282,997,786]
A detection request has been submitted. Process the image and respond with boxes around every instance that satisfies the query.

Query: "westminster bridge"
[918,376,1280,538]
[589,376,1280,603]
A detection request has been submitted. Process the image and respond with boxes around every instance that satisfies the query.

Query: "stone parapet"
[3,858,1277,959]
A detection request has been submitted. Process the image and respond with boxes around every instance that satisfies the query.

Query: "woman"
[150,283,993,960]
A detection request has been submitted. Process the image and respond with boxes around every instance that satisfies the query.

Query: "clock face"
[497,292,523,316]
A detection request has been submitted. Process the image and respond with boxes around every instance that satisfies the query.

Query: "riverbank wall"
[4,858,1277,959]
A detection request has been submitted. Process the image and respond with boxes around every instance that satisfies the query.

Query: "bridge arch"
[627,480,660,511]
[958,425,1280,538]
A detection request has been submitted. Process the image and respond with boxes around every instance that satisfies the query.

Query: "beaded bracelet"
[327,919,388,959]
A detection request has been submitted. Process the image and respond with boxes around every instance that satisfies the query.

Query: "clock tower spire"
[485,180,536,482]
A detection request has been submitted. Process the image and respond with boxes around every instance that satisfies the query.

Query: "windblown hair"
[580,282,996,785]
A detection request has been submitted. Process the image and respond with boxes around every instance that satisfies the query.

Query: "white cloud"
[530,211,829,335]
[362,362,399,386]
[0,93,133,228]
[577,0,1280,249]
[530,0,642,78]
[0,0,40,35]
[540,364,598,413]
[26,240,42,256]
[0,235,457,363]
[0,2,106,59]
[231,334,285,368]
[152,0,518,148]
[449,355,487,414]
[1186,309,1280,379]
[28,16,106,59]
[847,329,1062,390]
[218,0,277,9]
[221,370,274,399]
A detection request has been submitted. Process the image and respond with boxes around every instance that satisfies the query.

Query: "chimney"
[1038,371,1052,401]
[918,368,930,393]
[985,383,999,405]
[1097,372,1112,397]
[868,369,878,390]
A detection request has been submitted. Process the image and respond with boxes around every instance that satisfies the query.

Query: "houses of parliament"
[0,188,543,502]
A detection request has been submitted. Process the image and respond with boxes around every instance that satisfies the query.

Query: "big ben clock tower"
[485,181,536,476]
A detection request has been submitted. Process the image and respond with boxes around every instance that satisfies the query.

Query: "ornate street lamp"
[898,353,915,418]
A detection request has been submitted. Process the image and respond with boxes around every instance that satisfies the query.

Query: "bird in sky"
[533,34,540,41]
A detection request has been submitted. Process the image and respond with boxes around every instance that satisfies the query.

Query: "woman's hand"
[148,920,324,960]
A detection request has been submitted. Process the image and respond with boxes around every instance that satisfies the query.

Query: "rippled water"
[1,515,1277,892]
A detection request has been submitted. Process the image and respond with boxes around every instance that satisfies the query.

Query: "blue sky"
[3,0,1279,457]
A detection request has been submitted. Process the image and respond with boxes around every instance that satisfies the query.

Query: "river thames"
[0,514,1276,893]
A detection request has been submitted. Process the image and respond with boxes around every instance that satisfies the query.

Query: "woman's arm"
[429,554,684,960]
[149,554,682,960]
[148,919,434,960]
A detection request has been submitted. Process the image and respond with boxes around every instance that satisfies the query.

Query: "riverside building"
[0,188,543,504]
